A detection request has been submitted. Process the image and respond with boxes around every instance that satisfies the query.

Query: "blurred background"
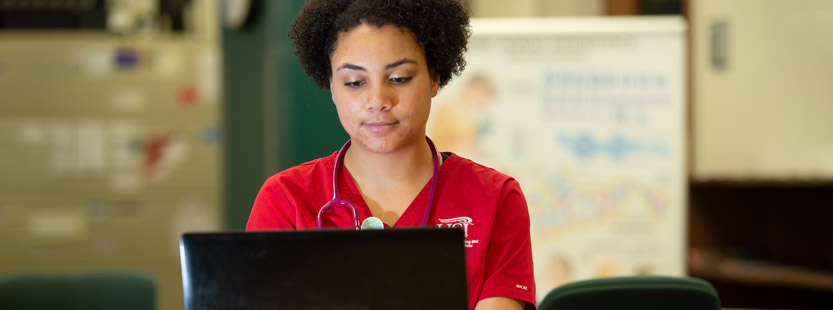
[0,0,832,310]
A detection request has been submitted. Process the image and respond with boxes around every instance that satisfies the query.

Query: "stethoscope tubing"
[316,137,441,229]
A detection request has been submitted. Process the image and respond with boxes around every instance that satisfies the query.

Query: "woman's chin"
[351,138,397,154]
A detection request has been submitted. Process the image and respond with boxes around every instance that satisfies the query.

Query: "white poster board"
[428,17,687,299]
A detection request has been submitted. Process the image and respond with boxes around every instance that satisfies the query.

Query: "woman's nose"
[365,83,394,112]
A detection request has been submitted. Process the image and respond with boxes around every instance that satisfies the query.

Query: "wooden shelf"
[689,249,833,292]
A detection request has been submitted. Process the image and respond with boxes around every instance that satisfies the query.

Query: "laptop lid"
[180,228,468,310]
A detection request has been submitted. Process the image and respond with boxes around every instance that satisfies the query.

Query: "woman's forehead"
[331,23,427,68]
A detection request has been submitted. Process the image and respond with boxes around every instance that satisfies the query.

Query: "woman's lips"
[364,121,398,134]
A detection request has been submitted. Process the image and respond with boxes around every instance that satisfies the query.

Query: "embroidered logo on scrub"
[437,217,480,248]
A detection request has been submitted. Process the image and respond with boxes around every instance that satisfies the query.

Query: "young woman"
[246,1,536,309]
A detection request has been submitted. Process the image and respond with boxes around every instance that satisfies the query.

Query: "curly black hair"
[289,0,471,89]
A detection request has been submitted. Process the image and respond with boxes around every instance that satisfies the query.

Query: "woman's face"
[329,23,439,154]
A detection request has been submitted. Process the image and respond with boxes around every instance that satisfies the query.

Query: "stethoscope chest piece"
[360,217,384,230]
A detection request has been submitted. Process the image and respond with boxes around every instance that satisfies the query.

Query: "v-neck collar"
[337,152,459,227]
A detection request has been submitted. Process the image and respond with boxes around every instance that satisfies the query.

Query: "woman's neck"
[343,137,442,226]
[343,137,435,193]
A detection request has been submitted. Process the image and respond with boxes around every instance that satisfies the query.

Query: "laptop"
[179,228,468,310]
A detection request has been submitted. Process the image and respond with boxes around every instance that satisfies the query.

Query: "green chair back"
[539,276,721,310]
[0,270,156,310]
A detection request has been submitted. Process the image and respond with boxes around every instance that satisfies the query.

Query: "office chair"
[538,276,721,310]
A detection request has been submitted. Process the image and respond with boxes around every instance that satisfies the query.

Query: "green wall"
[222,0,347,230]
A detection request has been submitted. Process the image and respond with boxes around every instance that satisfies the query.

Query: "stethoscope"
[315,136,440,230]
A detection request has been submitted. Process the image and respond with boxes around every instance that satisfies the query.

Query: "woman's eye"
[390,77,412,84]
[344,81,365,88]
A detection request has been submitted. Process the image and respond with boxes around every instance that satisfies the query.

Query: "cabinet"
[688,1,833,308]
[688,181,833,309]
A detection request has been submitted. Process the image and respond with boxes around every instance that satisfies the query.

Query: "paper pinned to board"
[27,209,88,240]
[110,122,144,193]
[145,132,189,181]
[77,121,106,178]
[152,48,183,79]
[45,121,106,179]
[71,48,113,78]
[197,48,220,103]
[48,122,75,178]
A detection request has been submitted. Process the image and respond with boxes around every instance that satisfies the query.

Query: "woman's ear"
[330,78,335,101]
[431,74,440,98]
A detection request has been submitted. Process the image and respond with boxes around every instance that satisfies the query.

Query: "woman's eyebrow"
[385,58,417,70]
[336,63,365,71]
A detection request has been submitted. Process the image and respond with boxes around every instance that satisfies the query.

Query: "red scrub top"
[247,152,536,310]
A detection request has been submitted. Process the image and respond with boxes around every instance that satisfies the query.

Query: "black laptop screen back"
[180,228,468,310]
